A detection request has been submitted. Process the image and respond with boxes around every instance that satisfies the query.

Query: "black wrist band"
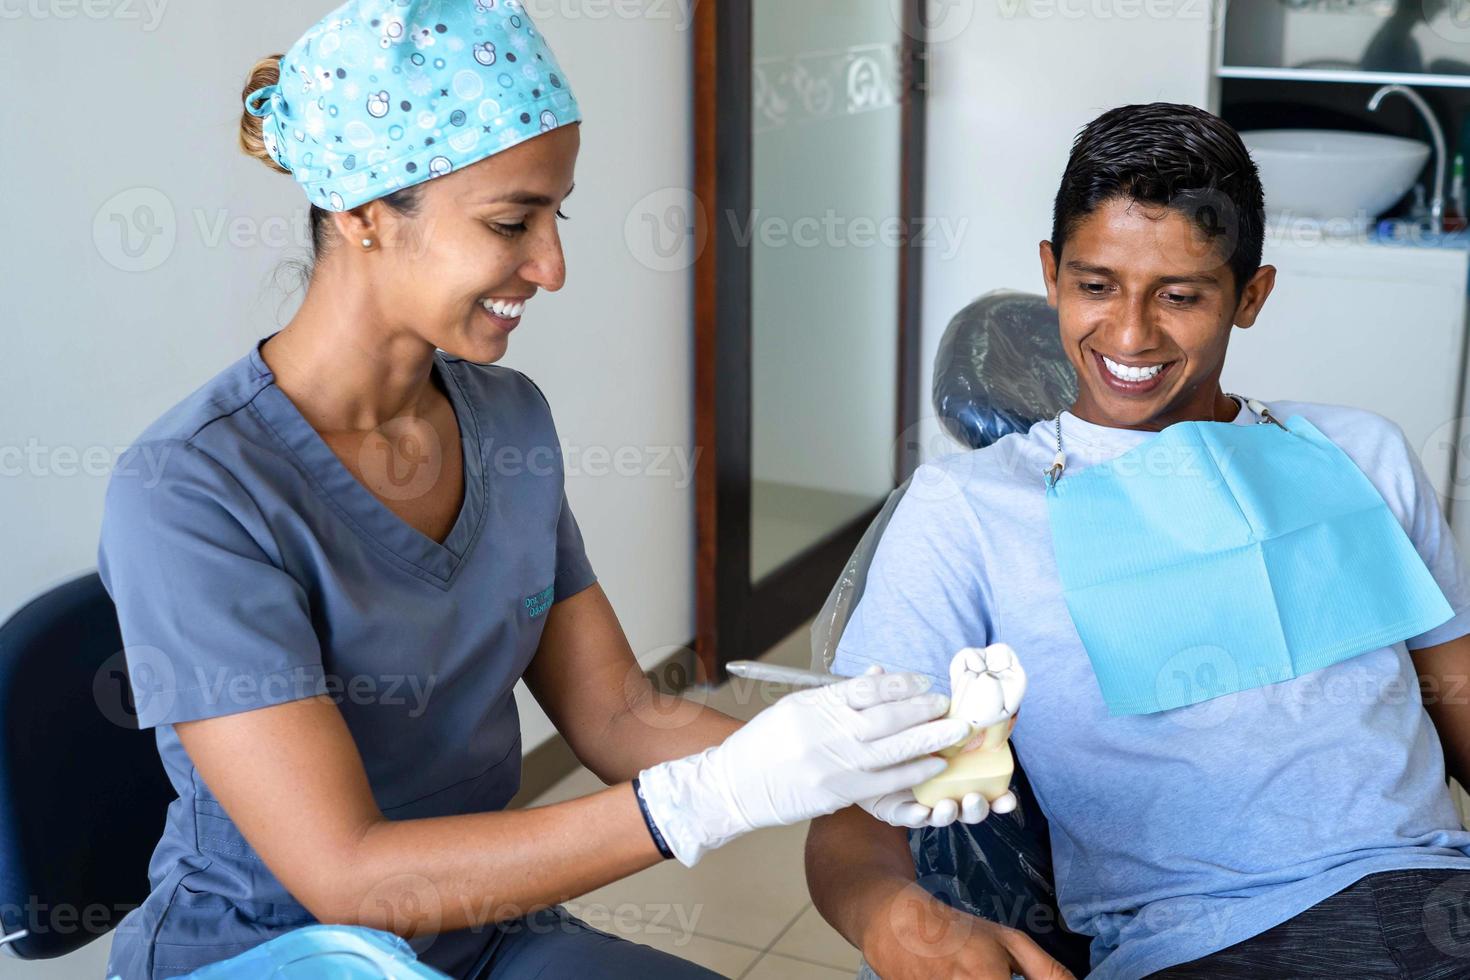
[631,776,675,861]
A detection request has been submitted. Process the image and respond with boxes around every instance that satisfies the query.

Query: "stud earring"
[361,238,374,249]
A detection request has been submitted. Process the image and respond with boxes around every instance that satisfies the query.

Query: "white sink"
[1241,129,1430,225]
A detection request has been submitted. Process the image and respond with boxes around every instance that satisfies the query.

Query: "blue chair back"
[0,572,174,960]
[932,289,1078,451]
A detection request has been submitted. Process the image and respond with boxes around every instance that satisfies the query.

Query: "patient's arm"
[1413,631,1470,790]
[805,806,1074,980]
[805,807,914,957]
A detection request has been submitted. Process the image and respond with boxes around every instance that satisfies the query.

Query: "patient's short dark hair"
[1050,102,1264,298]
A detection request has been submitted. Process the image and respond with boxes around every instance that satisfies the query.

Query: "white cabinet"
[1221,234,1469,530]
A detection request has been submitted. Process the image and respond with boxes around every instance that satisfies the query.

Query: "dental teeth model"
[911,644,1027,809]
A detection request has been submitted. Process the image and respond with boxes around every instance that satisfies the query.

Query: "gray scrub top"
[97,334,597,980]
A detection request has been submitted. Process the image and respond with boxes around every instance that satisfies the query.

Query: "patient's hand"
[864,882,1076,980]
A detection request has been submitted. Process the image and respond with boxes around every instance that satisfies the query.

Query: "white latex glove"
[859,788,995,829]
[859,646,1028,828]
[637,667,971,866]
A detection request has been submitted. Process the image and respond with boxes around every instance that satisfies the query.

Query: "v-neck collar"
[247,333,486,589]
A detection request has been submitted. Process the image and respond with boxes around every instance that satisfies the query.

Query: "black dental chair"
[812,289,1094,977]
[0,572,174,964]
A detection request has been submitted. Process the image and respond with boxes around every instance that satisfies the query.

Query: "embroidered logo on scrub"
[524,584,555,619]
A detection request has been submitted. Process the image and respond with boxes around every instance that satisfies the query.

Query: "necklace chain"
[1051,392,1255,456]
[1046,392,1278,487]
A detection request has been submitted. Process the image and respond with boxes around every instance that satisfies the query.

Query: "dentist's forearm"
[592,691,743,782]
[338,782,664,934]
[178,697,672,942]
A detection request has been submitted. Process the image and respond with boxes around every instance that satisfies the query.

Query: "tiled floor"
[529,622,863,979]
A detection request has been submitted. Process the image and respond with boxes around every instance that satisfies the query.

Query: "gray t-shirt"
[834,398,1470,979]
[98,335,596,980]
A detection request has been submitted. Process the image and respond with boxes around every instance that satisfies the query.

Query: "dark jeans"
[1148,869,1470,979]
[466,905,724,979]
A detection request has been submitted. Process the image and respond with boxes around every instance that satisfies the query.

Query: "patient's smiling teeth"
[1103,354,1163,382]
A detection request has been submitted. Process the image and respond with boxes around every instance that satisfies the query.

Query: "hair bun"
[239,54,290,175]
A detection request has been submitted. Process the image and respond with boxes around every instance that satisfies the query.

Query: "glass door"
[749,0,907,582]
[694,0,925,677]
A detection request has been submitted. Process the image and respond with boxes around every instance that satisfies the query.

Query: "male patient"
[805,102,1470,979]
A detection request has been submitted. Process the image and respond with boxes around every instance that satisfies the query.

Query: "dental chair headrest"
[932,289,1078,450]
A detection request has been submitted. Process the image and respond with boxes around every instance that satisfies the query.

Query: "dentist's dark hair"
[1050,102,1264,298]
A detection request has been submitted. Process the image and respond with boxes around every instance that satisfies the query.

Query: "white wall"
[916,0,1214,460]
[1,0,692,780]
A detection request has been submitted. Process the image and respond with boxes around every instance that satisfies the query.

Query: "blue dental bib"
[1044,398,1453,716]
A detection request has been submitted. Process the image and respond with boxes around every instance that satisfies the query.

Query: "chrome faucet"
[1368,84,1446,229]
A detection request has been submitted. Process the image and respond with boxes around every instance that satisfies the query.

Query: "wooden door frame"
[693,0,927,681]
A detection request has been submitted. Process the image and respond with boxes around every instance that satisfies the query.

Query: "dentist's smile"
[479,295,529,331]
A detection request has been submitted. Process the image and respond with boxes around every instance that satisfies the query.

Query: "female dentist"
[95,2,980,979]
